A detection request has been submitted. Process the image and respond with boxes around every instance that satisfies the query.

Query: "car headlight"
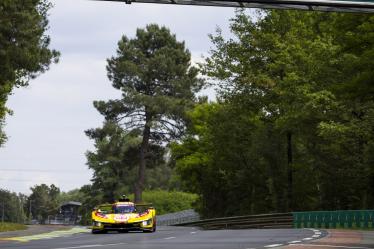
[142,219,152,226]
[94,221,101,227]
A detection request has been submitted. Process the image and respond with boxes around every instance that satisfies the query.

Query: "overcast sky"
[0,0,237,194]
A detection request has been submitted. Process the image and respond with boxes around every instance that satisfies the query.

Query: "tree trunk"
[134,115,151,203]
[287,131,293,211]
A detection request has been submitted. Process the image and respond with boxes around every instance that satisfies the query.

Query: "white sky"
[0,0,236,195]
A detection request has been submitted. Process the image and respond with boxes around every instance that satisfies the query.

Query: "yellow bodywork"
[91,201,156,233]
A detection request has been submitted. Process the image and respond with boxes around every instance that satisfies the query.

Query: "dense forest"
[0,184,59,224]
[172,11,374,218]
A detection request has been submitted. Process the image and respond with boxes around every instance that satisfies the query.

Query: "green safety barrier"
[293,210,374,229]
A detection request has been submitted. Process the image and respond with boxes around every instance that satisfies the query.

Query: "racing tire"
[92,229,107,234]
[143,224,156,233]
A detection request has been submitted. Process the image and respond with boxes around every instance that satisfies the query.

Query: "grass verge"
[0,222,27,232]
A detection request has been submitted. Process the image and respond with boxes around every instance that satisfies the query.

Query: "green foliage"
[85,122,141,202]
[28,184,60,223]
[0,189,27,223]
[92,24,203,202]
[57,189,86,206]
[0,222,27,232]
[58,188,197,224]
[174,11,374,218]
[0,0,59,146]
[85,121,171,203]
[129,190,198,215]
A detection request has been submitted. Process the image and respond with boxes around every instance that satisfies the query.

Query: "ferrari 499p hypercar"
[91,197,156,234]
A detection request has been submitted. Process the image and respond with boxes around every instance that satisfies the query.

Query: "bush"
[130,190,198,215]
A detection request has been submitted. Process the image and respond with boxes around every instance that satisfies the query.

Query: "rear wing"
[94,204,112,214]
[135,203,154,212]
[93,202,155,214]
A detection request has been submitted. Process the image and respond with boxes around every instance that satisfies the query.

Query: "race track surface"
[0,226,324,249]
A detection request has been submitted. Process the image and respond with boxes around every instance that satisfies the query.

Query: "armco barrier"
[176,213,293,229]
[157,209,200,226]
[173,210,374,230]
[293,210,374,229]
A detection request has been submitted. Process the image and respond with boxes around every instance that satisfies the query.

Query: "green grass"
[0,222,27,232]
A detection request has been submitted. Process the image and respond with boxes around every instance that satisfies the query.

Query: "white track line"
[285,228,323,246]
[104,243,127,246]
[265,244,283,248]
[54,242,127,249]
[54,245,103,249]
[289,240,302,243]
[164,237,176,240]
[303,237,313,240]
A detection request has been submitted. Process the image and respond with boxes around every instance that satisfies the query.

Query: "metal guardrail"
[159,210,374,230]
[157,209,200,226]
[176,212,293,230]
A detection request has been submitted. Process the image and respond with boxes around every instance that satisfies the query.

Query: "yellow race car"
[91,196,156,234]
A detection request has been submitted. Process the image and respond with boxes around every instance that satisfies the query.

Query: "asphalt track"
[0,226,325,249]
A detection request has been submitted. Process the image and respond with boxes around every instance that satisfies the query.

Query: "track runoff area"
[91,0,374,13]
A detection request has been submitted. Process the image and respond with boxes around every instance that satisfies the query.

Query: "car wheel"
[92,229,107,234]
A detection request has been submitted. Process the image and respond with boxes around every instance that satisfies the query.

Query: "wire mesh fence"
[293,210,374,229]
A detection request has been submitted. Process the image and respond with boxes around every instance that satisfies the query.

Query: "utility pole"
[1,201,4,223]
[29,199,33,223]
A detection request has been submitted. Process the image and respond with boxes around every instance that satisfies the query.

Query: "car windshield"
[113,205,135,214]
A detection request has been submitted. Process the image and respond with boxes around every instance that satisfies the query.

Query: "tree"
[94,24,203,202]
[28,184,60,223]
[174,10,374,216]
[0,189,27,223]
[0,0,59,146]
[86,122,140,202]
[203,10,340,212]
[85,121,167,202]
